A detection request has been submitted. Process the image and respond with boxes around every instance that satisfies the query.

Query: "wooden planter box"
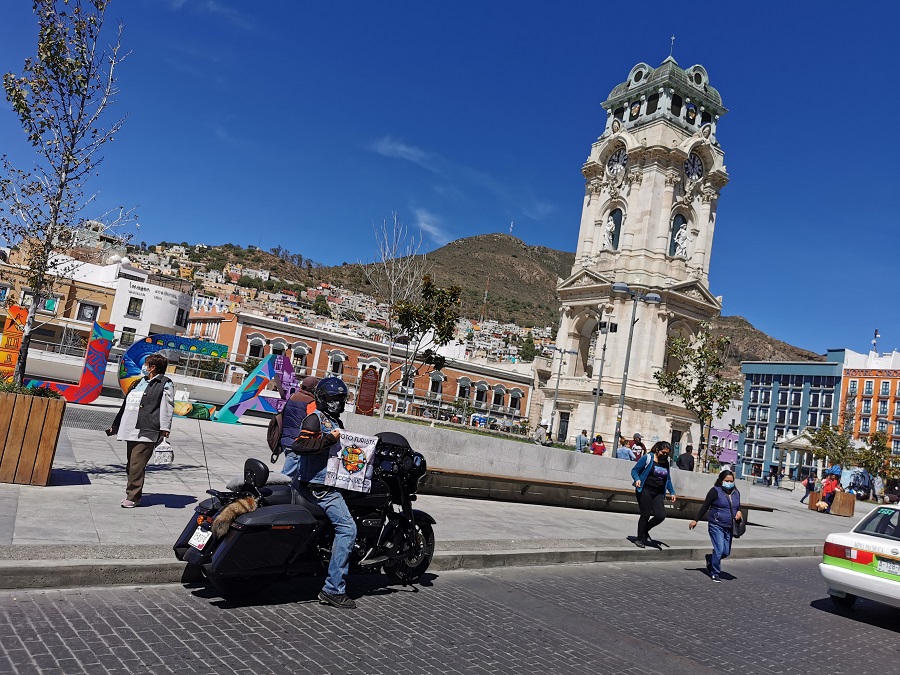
[0,393,67,486]
[806,489,856,517]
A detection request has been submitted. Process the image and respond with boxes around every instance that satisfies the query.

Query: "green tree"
[1,0,130,384]
[519,334,539,362]
[312,294,331,317]
[805,400,857,469]
[654,323,743,469]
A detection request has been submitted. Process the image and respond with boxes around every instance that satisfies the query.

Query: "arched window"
[292,344,309,369]
[270,338,287,357]
[429,371,446,398]
[670,94,682,117]
[474,381,489,408]
[327,350,346,376]
[457,376,471,400]
[492,384,506,408]
[645,93,659,115]
[246,334,265,359]
[669,214,687,257]
[509,388,523,414]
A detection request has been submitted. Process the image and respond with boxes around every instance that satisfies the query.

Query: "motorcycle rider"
[291,377,358,610]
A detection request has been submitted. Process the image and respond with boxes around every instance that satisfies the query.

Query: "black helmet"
[314,377,348,417]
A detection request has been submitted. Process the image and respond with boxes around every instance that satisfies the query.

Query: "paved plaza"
[0,557,897,675]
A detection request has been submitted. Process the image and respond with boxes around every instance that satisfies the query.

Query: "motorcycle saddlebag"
[173,496,222,561]
[208,504,321,576]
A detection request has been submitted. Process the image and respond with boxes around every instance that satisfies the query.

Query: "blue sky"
[1,1,898,356]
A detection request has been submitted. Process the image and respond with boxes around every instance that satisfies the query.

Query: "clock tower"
[542,57,729,451]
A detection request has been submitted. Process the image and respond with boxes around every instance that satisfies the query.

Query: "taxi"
[819,503,900,609]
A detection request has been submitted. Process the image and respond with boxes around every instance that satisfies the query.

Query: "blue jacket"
[630,453,675,495]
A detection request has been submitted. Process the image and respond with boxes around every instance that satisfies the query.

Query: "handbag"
[150,439,174,466]
[726,490,746,538]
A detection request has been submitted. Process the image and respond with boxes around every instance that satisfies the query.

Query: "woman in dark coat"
[690,469,742,583]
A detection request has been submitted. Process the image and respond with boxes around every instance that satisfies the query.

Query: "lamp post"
[588,307,616,443]
[548,345,577,443]
[611,282,662,450]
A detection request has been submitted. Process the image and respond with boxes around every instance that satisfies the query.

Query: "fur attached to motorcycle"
[212,496,257,539]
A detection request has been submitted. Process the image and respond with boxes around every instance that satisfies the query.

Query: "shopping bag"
[150,439,175,466]
[324,431,378,493]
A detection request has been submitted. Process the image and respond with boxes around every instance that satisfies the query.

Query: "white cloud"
[369,137,435,171]
[414,208,451,246]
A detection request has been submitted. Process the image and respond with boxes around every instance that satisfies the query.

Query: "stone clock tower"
[541,57,728,451]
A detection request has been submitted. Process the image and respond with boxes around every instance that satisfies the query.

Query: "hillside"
[158,234,825,375]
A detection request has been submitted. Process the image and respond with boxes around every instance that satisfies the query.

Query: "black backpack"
[266,411,284,462]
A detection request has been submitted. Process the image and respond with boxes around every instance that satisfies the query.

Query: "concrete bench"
[421,467,774,523]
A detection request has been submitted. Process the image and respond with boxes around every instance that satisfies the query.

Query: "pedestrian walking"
[676,445,695,471]
[631,441,677,547]
[690,469,742,582]
[534,420,552,446]
[800,470,816,504]
[590,435,606,455]
[106,353,175,508]
[575,429,589,453]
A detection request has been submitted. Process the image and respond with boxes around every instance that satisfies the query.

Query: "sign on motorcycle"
[325,432,378,493]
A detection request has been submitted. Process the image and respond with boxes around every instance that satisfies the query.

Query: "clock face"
[606,148,628,177]
[684,153,703,181]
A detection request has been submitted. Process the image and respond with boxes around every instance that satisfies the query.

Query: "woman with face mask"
[630,441,677,548]
[690,470,743,582]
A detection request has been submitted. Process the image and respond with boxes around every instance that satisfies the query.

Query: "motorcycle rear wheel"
[384,520,435,584]
[209,575,274,599]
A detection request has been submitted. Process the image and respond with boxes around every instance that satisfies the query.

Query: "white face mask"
[141,364,150,377]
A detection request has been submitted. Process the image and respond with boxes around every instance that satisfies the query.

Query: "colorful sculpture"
[25,321,115,404]
[214,353,298,424]
[118,334,227,394]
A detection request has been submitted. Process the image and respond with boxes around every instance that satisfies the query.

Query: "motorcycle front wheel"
[384,519,435,584]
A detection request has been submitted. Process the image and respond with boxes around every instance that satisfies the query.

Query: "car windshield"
[854,507,900,542]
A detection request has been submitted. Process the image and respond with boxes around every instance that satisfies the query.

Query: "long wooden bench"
[420,467,774,523]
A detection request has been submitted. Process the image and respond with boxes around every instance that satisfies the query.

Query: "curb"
[0,544,822,591]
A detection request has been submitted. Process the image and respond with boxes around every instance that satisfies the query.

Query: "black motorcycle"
[173,431,435,598]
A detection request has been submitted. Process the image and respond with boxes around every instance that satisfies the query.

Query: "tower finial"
[669,34,675,58]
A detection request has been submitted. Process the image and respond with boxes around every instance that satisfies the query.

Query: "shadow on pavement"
[141,493,197,509]
[49,468,91,486]
[809,597,900,632]
[187,571,439,610]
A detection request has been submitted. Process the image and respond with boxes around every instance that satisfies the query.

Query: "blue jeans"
[708,522,732,576]
[298,485,356,595]
[281,450,299,478]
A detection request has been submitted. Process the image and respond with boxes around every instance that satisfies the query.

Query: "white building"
[66,255,193,346]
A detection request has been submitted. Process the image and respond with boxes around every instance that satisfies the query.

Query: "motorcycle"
[173,431,435,599]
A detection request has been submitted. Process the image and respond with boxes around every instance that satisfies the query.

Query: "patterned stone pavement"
[0,557,897,675]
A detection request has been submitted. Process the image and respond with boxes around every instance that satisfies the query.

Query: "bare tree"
[0,0,134,384]
[361,213,429,418]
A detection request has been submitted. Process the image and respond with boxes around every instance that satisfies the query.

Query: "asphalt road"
[0,558,896,675]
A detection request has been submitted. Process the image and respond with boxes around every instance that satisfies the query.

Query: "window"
[457,385,470,400]
[809,392,820,408]
[492,390,505,407]
[119,327,136,346]
[22,292,60,313]
[175,307,188,327]
[759,408,769,422]
[76,303,100,322]
[789,410,800,425]
[292,349,307,368]
[792,375,804,386]
[745,426,755,440]
[0,286,9,302]
[271,346,284,357]
[126,297,143,318]
[895,401,900,417]
[856,506,900,542]
[790,391,802,406]
[877,419,888,433]
[748,407,757,421]
[848,380,858,395]
[670,93,682,116]
[758,427,767,441]
[509,395,521,413]
[750,389,759,404]
[248,343,263,358]
[752,374,762,385]
[863,399,872,414]
[429,379,442,396]
[864,380,874,395]
[761,390,771,405]
[879,400,888,416]
[823,393,833,409]
[645,93,659,115]
[861,418,870,433]
[776,409,786,424]
[881,381,891,396]
[807,411,818,427]
[893,440,900,454]
[778,390,788,405]
[328,356,344,375]
[821,413,831,426]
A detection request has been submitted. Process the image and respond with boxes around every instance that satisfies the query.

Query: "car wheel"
[830,593,858,608]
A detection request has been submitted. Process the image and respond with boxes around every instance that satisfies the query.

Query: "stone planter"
[0,393,67,486]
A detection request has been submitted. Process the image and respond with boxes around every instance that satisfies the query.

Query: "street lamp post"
[611,282,662,449]
[548,346,577,443]
[588,309,616,443]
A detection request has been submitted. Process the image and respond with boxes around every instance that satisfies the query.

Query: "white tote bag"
[150,439,175,466]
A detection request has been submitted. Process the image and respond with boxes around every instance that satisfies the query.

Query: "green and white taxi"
[820,503,900,609]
